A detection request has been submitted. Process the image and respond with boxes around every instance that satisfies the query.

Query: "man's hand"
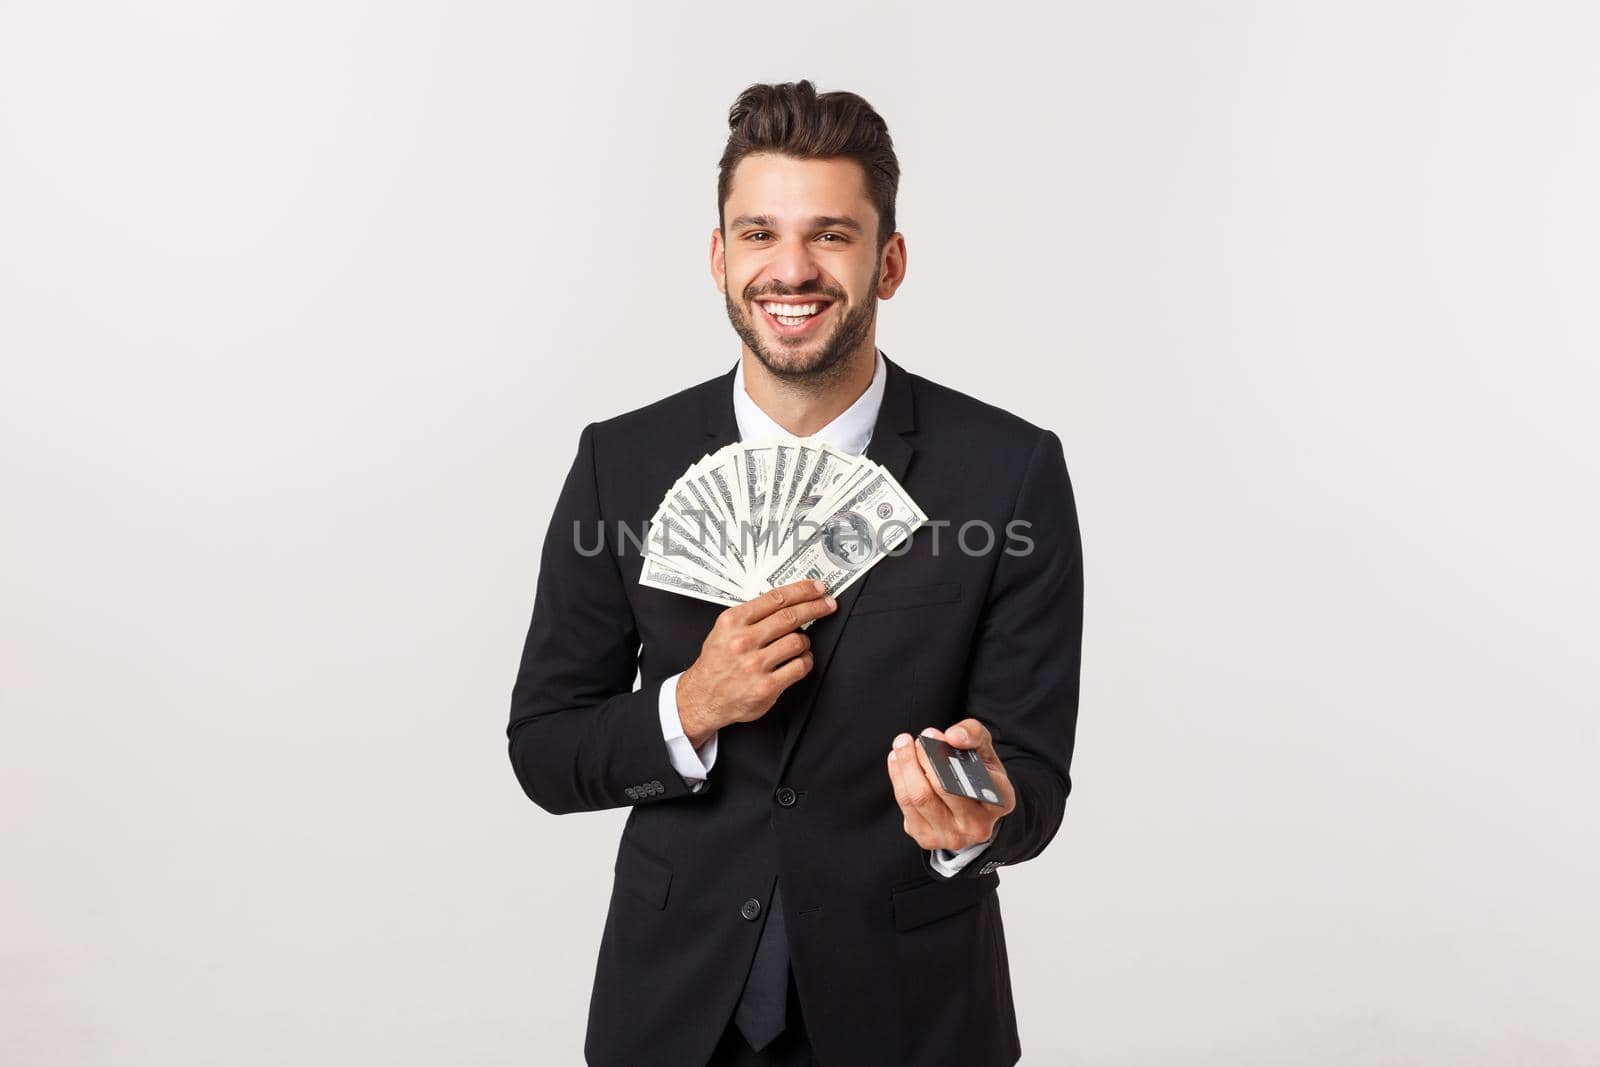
[676,579,838,746]
[887,718,1017,852]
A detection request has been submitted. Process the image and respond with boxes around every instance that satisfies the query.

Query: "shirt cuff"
[658,672,718,792]
[927,833,995,878]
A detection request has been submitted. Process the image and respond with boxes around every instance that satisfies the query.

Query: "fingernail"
[949,728,966,745]
[824,595,837,609]
[920,727,939,738]
[892,733,911,749]
[812,580,827,594]
[888,750,897,762]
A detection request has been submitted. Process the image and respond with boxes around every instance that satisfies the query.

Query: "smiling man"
[508,80,1084,1066]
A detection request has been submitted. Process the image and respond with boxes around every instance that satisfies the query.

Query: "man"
[507,80,1083,1066]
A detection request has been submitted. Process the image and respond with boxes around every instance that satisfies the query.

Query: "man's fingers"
[750,589,837,646]
[890,743,976,850]
[898,732,961,815]
[759,631,810,670]
[945,718,994,758]
[887,752,927,820]
[889,755,934,844]
[768,649,814,691]
[887,744,941,837]
[739,579,831,626]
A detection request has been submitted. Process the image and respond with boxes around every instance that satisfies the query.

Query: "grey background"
[2,2,1596,1064]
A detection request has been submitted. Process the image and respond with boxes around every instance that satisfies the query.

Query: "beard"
[724,271,878,389]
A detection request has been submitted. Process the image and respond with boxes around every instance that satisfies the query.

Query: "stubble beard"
[725,271,879,393]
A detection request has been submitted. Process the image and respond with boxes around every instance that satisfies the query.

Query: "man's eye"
[745,231,844,243]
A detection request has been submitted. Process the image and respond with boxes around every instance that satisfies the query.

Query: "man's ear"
[710,227,726,293]
[877,233,907,300]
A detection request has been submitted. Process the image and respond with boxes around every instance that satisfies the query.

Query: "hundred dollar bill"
[663,479,743,573]
[697,458,742,536]
[640,556,743,608]
[645,507,746,598]
[769,443,817,560]
[759,444,793,567]
[776,444,858,559]
[639,436,927,611]
[761,468,926,597]
[739,444,776,570]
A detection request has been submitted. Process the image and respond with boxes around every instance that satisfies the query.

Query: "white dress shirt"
[655,349,994,877]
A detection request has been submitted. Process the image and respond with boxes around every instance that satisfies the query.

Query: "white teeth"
[761,302,822,318]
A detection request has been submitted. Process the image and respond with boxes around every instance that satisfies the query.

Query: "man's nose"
[766,239,822,288]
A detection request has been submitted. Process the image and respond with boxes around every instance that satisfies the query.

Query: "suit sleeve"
[945,427,1084,879]
[506,422,703,814]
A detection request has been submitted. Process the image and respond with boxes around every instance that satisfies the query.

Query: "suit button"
[774,786,797,807]
[740,898,762,921]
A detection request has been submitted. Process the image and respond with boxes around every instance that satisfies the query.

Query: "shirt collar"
[732,348,886,457]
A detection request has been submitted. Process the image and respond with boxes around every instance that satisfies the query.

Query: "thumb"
[950,721,1003,771]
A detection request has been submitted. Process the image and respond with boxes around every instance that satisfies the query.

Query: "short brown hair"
[717,80,900,251]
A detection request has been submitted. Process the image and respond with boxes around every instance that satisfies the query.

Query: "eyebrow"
[728,214,865,235]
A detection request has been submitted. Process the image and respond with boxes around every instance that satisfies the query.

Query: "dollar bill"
[640,556,744,607]
[639,436,926,606]
[761,468,926,598]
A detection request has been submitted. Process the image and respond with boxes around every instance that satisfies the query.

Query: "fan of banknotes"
[640,439,927,608]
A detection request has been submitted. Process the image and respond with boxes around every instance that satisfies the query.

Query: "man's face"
[713,154,905,383]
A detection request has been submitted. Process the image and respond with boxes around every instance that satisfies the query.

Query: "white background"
[2,2,1596,1064]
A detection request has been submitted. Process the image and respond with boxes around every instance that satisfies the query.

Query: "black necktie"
[734,880,788,1051]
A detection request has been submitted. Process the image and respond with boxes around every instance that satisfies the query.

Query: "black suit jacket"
[507,354,1083,1066]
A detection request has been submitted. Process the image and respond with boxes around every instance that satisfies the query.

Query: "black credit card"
[916,736,1006,807]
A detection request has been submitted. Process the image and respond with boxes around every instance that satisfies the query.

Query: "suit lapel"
[700,360,742,451]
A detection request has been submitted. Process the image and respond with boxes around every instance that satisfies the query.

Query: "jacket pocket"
[890,869,998,931]
[613,837,673,910]
[854,581,962,616]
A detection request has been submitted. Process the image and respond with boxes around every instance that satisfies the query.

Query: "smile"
[758,300,834,333]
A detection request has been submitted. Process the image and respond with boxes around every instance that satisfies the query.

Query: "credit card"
[916,735,1006,807]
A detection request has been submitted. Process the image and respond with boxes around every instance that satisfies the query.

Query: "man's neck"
[739,344,878,437]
